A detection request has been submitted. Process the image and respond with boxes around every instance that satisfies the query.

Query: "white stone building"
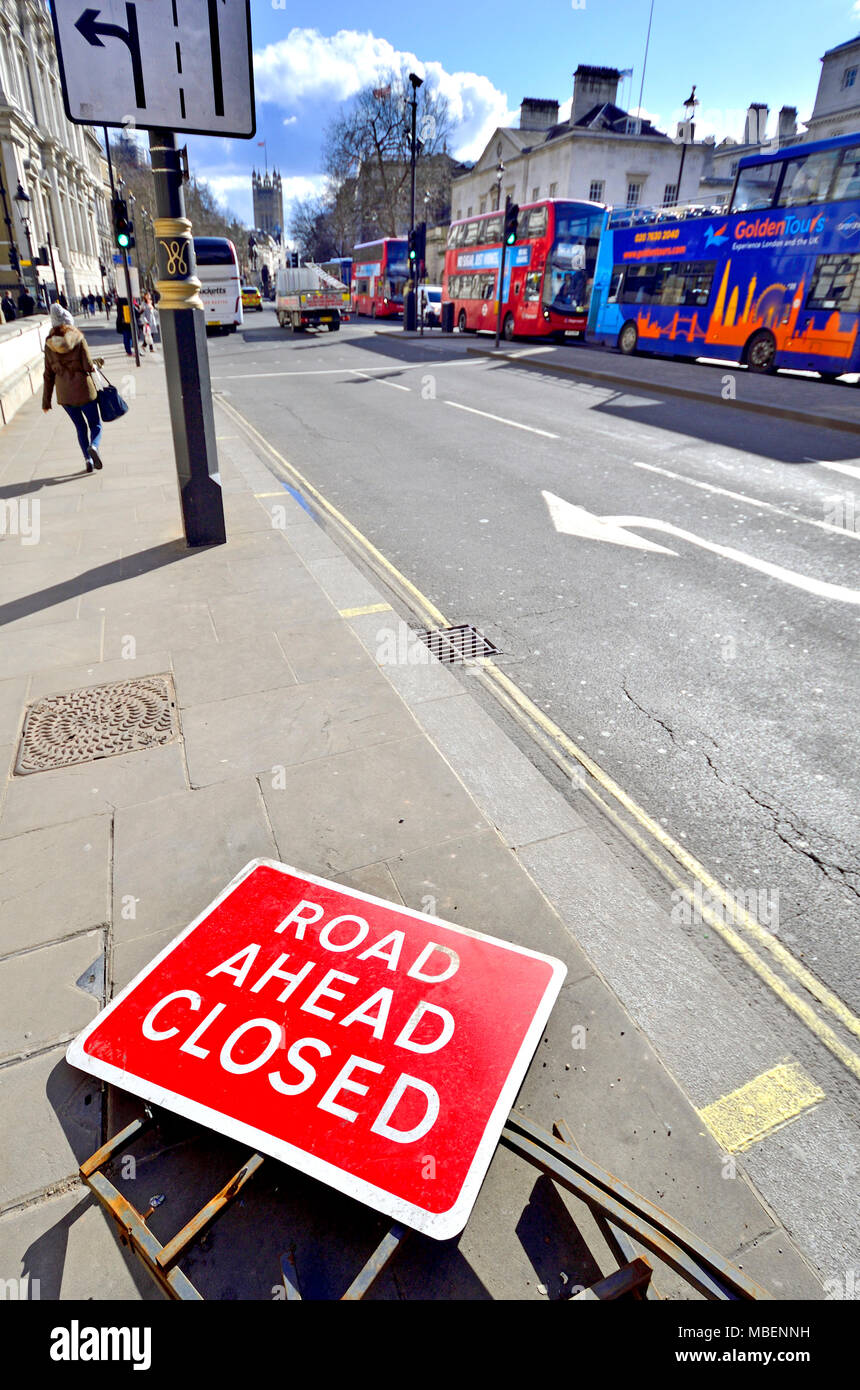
[452,67,713,223]
[0,0,111,310]
[804,34,860,141]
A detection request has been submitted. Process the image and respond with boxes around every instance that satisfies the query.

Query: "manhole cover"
[416,624,498,664]
[15,676,179,775]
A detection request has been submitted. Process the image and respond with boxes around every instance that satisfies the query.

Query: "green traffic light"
[117,233,130,249]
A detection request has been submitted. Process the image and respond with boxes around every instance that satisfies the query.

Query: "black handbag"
[93,366,129,423]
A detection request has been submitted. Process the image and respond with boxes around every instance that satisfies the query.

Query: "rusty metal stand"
[79,1107,769,1301]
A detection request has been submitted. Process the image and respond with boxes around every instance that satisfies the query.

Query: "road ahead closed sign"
[68,860,565,1237]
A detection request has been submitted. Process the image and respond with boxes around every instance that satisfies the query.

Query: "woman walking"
[139,291,158,352]
[42,303,106,472]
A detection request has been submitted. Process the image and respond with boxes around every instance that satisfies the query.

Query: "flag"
[372,85,391,99]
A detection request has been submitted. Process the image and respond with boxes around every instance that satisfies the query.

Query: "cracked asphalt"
[209,313,860,1057]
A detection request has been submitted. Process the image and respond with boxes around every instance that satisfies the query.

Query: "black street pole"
[149,128,226,548]
[494,197,510,350]
[0,159,23,294]
[46,229,60,299]
[104,128,140,365]
[405,72,422,332]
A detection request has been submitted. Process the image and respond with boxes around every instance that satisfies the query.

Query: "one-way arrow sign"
[49,0,255,137]
[75,5,145,108]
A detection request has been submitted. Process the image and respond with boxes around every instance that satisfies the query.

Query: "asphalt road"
[205,308,860,1078]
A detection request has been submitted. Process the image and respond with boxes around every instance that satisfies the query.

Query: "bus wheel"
[371,304,376,319]
[458,310,468,334]
[744,329,776,374]
[502,313,515,341]
[618,321,638,355]
[819,371,840,384]
[328,320,339,332]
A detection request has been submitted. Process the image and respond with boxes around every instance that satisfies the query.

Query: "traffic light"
[38,246,49,267]
[8,244,20,275]
[504,199,519,246]
[415,221,426,277]
[408,227,417,267]
[112,197,134,251]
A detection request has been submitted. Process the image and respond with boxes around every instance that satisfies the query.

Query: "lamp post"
[676,86,699,208]
[495,159,504,211]
[405,71,423,331]
[14,182,40,307]
[0,158,23,294]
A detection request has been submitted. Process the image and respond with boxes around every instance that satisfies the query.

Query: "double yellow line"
[221,393,860,1083]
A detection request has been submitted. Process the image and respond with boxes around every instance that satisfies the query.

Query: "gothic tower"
[251,169,284,239]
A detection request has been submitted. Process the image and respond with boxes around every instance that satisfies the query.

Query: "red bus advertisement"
[351,238,409,318]
[443,200,605,340]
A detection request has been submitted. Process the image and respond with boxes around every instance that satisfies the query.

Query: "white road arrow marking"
[543,491,860,605]
[542,491,676,553]
[805,458,860,482]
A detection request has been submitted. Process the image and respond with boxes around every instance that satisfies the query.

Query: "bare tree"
[323,71,453,239]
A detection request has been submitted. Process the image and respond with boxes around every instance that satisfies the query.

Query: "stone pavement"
[0,331,824,1300]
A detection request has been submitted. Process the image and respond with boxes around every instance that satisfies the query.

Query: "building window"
[842,67,857,89]
[663,183,678,206]
[466,205,472,217]
[589,180,605,202]
[626,182,643,207]
[548,181,557,197]
[532,186,539,201]
[479,198,486,214]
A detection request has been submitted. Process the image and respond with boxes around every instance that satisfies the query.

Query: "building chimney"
[778,106,798,140]
[744,103,769,145]
[572,65,621,124]
[519,98,561,131]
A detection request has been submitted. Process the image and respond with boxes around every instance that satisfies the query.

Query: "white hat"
[50,303,74,328]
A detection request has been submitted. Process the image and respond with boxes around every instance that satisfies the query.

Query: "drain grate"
[416,624,498,664]
[15,676,179,775]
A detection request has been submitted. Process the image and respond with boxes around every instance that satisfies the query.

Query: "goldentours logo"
[50,1321,151,1371]
[837,212,860,238]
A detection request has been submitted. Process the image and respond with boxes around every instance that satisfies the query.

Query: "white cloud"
[253,27,517,162]
[282,115,297,126]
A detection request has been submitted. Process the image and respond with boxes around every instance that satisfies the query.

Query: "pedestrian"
[139,291,158,352]
[1,291,16,322]
[18,288,35,317]
[41,303,106,473]
[96,292,103,312]
[57,290,68,310]
[115,295,133,355]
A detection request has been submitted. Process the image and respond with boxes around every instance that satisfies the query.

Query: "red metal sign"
[68,860,566,1238]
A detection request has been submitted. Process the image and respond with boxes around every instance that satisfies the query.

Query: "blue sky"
[188,0,860,230]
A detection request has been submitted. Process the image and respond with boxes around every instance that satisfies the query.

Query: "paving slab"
[0,931,102,1060]
[208,576,338,641]
[0,814,110,954]
[0,1188,161,1300]
[102,599,217,661]
[0,1047,101,1209]
[111,780,278,944]
[27,649,173,700]
[172,633,296,707]
[0,678,28,747]
[348,610,469,705]
[182,668,416,787]
[261,733,487,874]
[0,743,187,839]
[0,615,103,679]
[274,617,370,684]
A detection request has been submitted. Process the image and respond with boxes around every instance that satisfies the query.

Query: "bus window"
[777,150,841,207]
[524,270,542,302]
[830,150,860,202]
[805,253,860,313]
[731,163,782,212]
[464,221,480,247]
[484,215,503,242]
[518,206,547,240]
[608,266,625,302]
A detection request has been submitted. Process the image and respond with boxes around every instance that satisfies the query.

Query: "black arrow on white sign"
[75,4,146,109]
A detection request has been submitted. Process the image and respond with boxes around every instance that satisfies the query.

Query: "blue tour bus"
[587,131,860,381]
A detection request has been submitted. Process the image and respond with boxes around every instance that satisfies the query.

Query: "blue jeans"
[122,327,133,354]
[63,400,103,461]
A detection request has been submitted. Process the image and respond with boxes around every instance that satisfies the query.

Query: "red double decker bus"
[443,199,605,340]
[351,237,409,318]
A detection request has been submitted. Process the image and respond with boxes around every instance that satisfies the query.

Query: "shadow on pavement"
[0,540,195,628]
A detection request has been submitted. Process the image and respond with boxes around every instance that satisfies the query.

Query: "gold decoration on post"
[154,215,203,312]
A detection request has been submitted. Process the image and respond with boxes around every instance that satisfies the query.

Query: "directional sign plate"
[49,0,255,137]
[67,859,566,1238]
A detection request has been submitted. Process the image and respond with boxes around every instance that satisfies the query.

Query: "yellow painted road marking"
[255,491,285,497]
[339,602,392,618]
[216,392,860,1083]
[699,1063,825,1153]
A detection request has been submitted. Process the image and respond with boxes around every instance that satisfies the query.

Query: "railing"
[606,199,729,229]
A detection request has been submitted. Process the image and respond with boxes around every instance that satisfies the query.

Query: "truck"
[275,264,350,332]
